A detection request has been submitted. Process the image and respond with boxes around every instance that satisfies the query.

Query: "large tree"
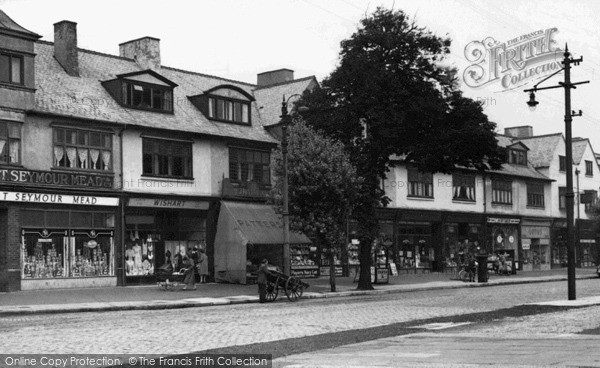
[300,8,505,290]
[271,119,361,291]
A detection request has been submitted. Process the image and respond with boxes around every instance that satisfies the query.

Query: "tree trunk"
[357,234,374,290]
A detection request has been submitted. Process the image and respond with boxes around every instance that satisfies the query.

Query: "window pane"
[208,98,215,118]
[141,86,152,107]
[71,211,92,228]
[142,152,153,174]
[103,134,112,149]
[226,101,233,120]
[242,104,249,123]
[234,102,242,122]
[158,155,169,175]
[0,55,9,82]
[21,210,45,227]
[152,88,163,109]
[172,156,183,177]
[9,139,19,163]
[66,130,76,144]
[11,56,21,83]
[90,133,101,147]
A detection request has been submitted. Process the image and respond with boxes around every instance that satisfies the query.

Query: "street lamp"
[280,94,304,276]
[524,44,589,300]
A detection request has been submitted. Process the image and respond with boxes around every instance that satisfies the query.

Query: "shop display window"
[71,231,114,277]
[347,242,359,265]
[290,244,317,267]
[22,230,67,279]
[125,231,160,277]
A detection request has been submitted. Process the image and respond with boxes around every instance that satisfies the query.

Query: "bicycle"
[457,263,476,282]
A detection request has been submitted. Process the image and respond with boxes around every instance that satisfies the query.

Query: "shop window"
[559,155,566,172]
[45,211,70,228]
[559,187,566,209]
[452,173,475,201]
[229,147,271,185]
[527,183,545,207]
[22,230,68,279]
[0,53,23,85]
[585,160,593,176]
[71,231,114,277]
[208,97,250,124]
[53,127,113,171]
[71,211,93,228]
[122,81,173,112]
[584,190,598,212]
[492,179,512,204]
[0,121,21,164]
[407,167,433,198]
[142,138,192,178]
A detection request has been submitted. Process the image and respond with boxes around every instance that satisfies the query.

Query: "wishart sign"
[0,191,119,206]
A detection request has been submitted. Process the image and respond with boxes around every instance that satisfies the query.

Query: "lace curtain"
[53,146,64,166]
[9,141,19,163]
[0,139,6,161]
[102,151,111,170]
[78,148,88,169]
[90,149,100,170]
[66,147,77,168]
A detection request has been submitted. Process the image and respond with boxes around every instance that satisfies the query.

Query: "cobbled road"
[0,279,599,355]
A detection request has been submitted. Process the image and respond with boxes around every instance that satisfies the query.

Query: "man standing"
[257,259,271,303]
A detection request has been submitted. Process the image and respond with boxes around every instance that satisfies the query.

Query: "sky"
[2,0,600,150]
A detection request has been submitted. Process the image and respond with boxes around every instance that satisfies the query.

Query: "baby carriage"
[156,263,185,291]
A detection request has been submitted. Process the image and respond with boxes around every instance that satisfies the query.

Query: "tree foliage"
[299,7,505,289]
[270,119,362,269]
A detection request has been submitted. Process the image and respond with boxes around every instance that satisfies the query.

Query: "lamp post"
[524,44,589,300]
[280,94,303,276]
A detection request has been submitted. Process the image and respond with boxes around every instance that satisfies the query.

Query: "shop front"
[2,191,120,291]
[443,213,483,273]
[124,196,212,285]
[214,201,313,284]
[551,219,567,268]
[520,220,552,271]
[577,219,598,268]
[486,216,520,274]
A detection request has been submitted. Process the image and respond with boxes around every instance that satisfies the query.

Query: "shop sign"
[290,267,318,278]
[0,168,113,188]
[127,198,209,209]
[522,226,550,239]
[222,178,269,199]
[487,217,520,224]
[580,239,596,243]
[0,191,119,206]
[319,266,343,277]
[375,267,389,283]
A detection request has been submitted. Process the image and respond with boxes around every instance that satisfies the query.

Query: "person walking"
[257,259,272,303]
[182,254,196,290]
[197,249,209,283]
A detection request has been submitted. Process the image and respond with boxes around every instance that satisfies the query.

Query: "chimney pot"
[53,20,79,77]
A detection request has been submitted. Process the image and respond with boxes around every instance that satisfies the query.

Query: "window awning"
[220,201,311,245]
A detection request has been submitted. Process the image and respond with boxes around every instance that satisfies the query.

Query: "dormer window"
[0,53,23,85]
[207,97,249,124]
[101,70,177,114]
[508,148,527,165]
[122,82,173,112]
[188,85,254,125]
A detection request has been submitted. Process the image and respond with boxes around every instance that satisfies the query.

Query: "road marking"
[411,322,472,330]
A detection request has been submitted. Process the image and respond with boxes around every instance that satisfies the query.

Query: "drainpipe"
[118,125,127,286]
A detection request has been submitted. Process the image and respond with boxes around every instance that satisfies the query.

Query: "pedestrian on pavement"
[257,258,272,303]
[197,249,209,283]
[182,254,196,290]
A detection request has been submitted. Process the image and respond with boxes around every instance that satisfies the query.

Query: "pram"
[156,263,186,291]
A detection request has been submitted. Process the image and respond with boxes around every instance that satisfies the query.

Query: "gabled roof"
[116,69,178,87]
[253,76,318,127]
[0,9,41,39]
[572,138,589,165]
[514,133,564,168]
[33,41,277,144]
[506,141,529,151]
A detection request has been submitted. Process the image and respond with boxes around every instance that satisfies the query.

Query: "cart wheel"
[265,280,278,302]
[285,276,304,302]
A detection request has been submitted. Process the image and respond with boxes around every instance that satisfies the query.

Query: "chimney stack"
[504,126,533,138]
[257,69,294,87]
[119,37,161,70]
[54,21,79,77]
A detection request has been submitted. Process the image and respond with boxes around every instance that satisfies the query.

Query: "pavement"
[0,268,598,316]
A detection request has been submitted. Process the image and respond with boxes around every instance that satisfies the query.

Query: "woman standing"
[197,249,209,283]
[182,254,196,290]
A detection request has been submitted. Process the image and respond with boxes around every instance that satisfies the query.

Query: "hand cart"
[264,269,309,302]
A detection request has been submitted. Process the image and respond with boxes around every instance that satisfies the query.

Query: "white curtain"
[53,146,64,166]
[90,149,100,170]
[66,147,76,168]
[0,139,6,161]
[9,141,19,163]
[78,148,88,169]
[102,151,111,170]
